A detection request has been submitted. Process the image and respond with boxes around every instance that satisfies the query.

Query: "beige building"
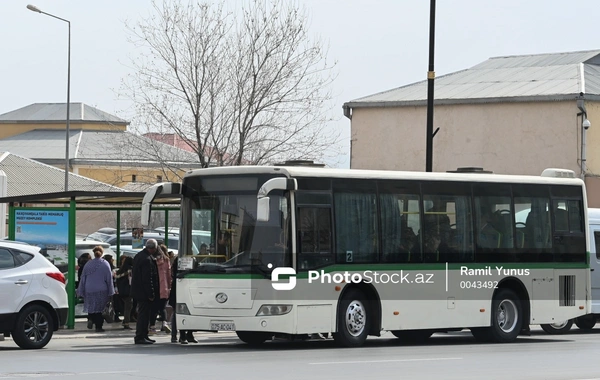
[0,103,202,187]
[343,50,600,206]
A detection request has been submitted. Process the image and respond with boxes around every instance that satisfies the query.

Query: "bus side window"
[334,188,378,263]
[421,194,471,263]
[297,207,333,269]
[513,194,551,265]
[380,193,420,263]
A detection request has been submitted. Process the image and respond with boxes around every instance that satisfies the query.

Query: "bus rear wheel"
[540,319,573,334]
[471,288,522,343]
[333,288,369,347]
[236,331,270,346]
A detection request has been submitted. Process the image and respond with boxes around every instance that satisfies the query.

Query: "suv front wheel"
[12,304,54,349]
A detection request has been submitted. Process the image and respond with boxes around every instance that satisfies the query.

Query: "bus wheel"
[391,330,433,343]
[333,289,369,347]
[236,331,270,345]
[489,288,522,343]
[540,320,574,334]
[575,315,596,330]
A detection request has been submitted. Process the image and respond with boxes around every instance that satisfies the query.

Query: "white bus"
[141,164,591,347]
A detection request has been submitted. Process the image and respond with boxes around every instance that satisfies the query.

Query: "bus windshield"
[182,190,291,275]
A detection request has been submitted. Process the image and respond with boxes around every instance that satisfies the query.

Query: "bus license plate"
[211,322,236,331]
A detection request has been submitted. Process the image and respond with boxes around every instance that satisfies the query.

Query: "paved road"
[2,324,600,380]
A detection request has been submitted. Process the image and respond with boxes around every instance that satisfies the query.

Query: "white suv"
[0,241,68,349]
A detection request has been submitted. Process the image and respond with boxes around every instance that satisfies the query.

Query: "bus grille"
[559,275,575,307]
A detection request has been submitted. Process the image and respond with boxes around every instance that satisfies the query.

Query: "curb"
[52,323,237,340]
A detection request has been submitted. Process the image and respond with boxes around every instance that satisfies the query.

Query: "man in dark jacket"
[131,238,159,344]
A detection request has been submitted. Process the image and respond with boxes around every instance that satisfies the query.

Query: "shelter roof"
[0,152,123,197]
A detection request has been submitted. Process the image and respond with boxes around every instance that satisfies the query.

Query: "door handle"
[14,280,28,285]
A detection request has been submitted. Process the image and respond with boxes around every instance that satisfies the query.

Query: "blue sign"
[15,209,69,266]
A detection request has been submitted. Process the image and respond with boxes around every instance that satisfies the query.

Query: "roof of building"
[0,103,129,125]
[0,129,202,168]
[0,152,124,197]
[345,49,600,108]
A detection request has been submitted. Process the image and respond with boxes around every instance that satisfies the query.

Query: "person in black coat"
[131,239,159,344]
[116,256,134,329]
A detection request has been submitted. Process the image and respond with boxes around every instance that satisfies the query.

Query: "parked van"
[541,207,600,334]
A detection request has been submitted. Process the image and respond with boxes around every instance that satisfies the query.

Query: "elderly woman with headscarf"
[76,245,115,332]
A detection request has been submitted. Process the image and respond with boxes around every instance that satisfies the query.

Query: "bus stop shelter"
[0,190,181,329]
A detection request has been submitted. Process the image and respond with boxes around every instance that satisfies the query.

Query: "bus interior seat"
[494,212,514,249]
[524,208,551,249]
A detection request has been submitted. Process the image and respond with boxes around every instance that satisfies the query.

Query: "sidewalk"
[54,319,236,340]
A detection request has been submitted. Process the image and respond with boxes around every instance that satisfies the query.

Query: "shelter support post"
[67,198,76,329]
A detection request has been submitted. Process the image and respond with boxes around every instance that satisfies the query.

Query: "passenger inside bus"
[418,214,453,262]
[389,224,418,263]
[524,202,551,249]
[477,206,503,249]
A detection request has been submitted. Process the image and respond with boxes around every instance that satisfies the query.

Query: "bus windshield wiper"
[226,264,272,277]
[184,263,226,275]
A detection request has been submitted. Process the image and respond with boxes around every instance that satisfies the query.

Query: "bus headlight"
[256,304,293,316]
[176,303,191,315]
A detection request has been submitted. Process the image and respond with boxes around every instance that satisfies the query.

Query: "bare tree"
[121,0,340,167]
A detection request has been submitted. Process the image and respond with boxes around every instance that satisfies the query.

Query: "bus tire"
[12,304,54,349]
[391,330,433,343]
[236,331,270,346]
[540,319,574,334]
[489,288,522,343]
[333,288,369,347]
[574,315,596,330]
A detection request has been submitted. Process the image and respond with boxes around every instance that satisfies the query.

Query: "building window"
[132,175,137,183]
[157,175,163,182]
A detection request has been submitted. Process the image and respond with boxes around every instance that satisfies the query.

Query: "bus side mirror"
[141,203,152,227]
[141,182,182,227]
[257,197,270,222]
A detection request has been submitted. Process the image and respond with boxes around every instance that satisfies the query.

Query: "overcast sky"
[2,0,598,168]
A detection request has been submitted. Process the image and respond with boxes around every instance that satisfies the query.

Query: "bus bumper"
[177,313,297,334]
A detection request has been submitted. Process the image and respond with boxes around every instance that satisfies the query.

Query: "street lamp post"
[425,0,436,172]
[27,4,71,191]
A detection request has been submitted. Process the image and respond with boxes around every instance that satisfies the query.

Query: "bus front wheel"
[540,319,574,334]
[236,331,270,346]
[333,288,369,347]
